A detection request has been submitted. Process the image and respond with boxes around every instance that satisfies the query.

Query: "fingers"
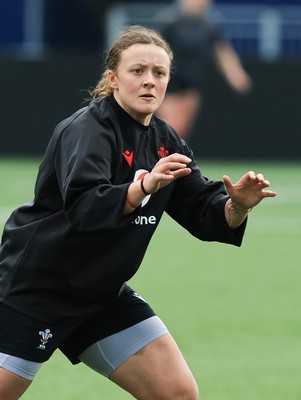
[261,189,277,198]
[160,161,189,171]
[245,171,256,180]
[157,153,192,168]
[223,171,277,200]
[146,153,192,192]
[241,171,270,187]
[155,154,192,175]
[222,175,232,187]
[164,153,192,164]
[171,167,191,179]
[251,172,274,190]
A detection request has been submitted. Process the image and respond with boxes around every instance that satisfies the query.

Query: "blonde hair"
[91,25,173,99]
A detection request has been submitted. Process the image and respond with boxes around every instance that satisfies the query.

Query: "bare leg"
[158,90,202,139]
[110,334,199,400]
[0,368,32,400]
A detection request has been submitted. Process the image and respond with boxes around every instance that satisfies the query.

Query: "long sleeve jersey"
[0,96,246,324]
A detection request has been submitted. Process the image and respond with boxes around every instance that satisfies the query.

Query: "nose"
[143,72,155,88]
[143,81,154,88]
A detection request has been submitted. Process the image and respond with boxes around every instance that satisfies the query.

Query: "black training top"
[0,96,246,323]
[161,14,222,91]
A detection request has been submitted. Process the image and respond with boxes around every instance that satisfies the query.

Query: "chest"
[111,126,172,186]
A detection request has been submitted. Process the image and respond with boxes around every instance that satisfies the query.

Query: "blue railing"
[1,1,301,60]
[106,2,301,60]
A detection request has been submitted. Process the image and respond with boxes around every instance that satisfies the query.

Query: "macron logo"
[123,150,134,167]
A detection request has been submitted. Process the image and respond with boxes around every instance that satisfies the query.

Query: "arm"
[223,171,277,228]
[54,112,133,231]
[164,160,276,244]
[214,42,252,94]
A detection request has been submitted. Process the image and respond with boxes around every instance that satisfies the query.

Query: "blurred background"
[0,0,300,160]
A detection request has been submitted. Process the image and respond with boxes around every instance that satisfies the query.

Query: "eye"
[133,67,143,74]
[155,69,166,77]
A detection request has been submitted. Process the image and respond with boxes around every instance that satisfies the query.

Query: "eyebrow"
[130,62,168,70]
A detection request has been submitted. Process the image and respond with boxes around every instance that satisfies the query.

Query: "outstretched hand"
[143,153,192,194]
[223,171,277,210]
[124,153,192,214]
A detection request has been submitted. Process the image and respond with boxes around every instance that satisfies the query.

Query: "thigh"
[61,285,157,365]
[0,368,32,400]
[110,333,199,400]
[78,316,168,378]
[0,353,42,381]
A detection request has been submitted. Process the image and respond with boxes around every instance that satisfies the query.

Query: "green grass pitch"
[0,157,300,400]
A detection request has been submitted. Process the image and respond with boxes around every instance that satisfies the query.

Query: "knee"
[160,378,199,400]
[175,379,199,400]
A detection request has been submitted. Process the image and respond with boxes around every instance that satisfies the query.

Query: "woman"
[0,25,275,399]
[158,0,252,139]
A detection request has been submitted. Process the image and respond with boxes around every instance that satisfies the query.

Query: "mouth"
[140,93,155,99]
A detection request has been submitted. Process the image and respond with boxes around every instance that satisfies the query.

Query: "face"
[180,0,211,16]
[108,44,171,125]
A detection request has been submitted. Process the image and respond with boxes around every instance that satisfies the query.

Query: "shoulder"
[152,115,193,157]
[55,97,118,137]
[48,98,122,157]
[88,96,117,121]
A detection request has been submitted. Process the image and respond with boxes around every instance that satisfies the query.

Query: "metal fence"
[1,1,301,60]
[106,2,301,60]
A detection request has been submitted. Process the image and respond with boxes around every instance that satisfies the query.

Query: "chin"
[141,104,158,114]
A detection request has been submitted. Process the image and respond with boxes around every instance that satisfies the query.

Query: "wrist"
[140,177,151,196]
[126,196,138,209]
[226,199,251,229]
[229,199,252,214]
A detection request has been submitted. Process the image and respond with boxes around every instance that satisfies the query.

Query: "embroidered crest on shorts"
[37,329,53,350]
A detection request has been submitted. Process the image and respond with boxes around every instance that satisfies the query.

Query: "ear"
[107,70,119,90]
